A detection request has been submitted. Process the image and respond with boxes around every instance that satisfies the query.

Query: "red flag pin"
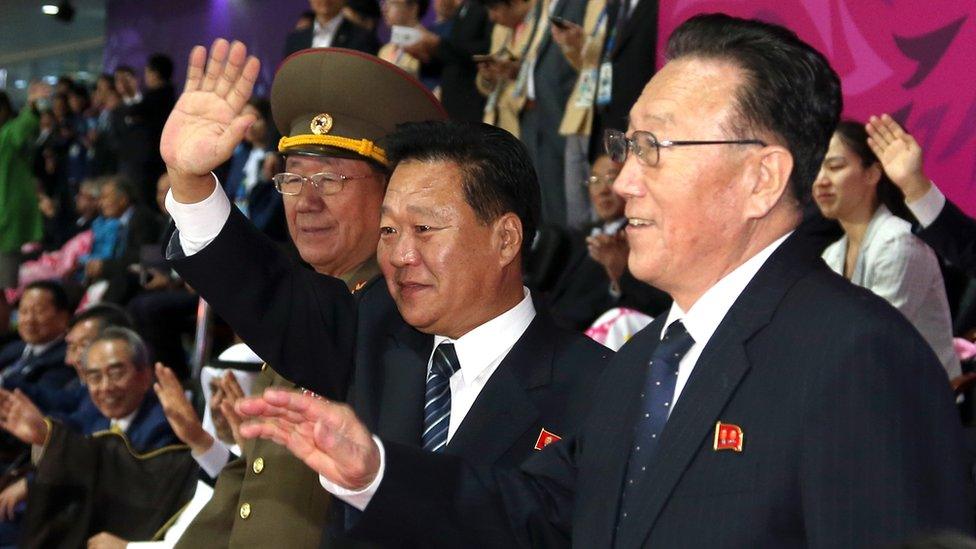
[534,428,562,451]
[713,421,744,452]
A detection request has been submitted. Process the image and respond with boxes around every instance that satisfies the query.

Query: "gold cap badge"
[310,113,334,135]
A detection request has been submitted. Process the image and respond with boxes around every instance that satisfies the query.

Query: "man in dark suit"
[866,113,976,277]
[284,0,380,57]
[0,281,72,395]
[407,0,492,123]
[520,0,585,226]
[588,0,658,162]
[237,14,975,547]
[160,39,610,547]
[85,176,163,303]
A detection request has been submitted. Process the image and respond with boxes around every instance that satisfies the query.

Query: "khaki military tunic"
[175,260,380,548]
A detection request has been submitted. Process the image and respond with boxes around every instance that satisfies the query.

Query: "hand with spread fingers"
[865,114,931,202]
[237,389,381,491]
[153,362,213,454]
[160,39,261,203]
[217,371,247,448]
[0,389,48,446]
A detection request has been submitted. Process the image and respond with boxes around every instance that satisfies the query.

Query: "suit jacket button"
[239,503,251,519]
[252,457,265,474]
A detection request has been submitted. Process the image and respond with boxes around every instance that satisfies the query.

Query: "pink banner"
[658,1,976,215]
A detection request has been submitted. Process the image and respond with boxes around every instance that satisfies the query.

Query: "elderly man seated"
[0,328,194,547]
[0,281,73,395]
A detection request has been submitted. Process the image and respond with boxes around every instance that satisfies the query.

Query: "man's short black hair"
[22,280,72,313]
[385,121,541,258]
[665,13,842,205]
[114,65,135,77]
[147,54,174,82]
[69,303,133,331]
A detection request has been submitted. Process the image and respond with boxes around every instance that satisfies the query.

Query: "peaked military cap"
[271,47,446,166]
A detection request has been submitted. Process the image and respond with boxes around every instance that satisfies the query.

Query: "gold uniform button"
[239,503,251,519]
[252,457,265,474]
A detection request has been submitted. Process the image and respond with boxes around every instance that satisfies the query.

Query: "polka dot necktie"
[421,342,460,453]
[617,320,695,524]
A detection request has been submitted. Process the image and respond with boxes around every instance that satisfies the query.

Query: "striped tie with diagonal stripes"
[422,342,460,453]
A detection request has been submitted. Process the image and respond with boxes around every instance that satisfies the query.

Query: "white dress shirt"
[330,232,792,510]
[165,179,231,255]
[321,288,537,507]
[110,407,140,434]
[312,14,345,48]
[905,183,946,228]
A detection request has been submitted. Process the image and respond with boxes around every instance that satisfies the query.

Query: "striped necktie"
[422,342,460,453]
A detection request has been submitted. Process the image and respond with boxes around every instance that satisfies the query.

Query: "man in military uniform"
[165,40,445,547]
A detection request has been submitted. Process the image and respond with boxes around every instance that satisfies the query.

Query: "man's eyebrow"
[381,203,451,222]
[627,112,675,129]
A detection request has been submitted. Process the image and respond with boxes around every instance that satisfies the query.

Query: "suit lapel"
[577,317,665,548]
[374,324,432,447]
[445,315,551,464]
[615,233,821,546]
[333,20,351,48]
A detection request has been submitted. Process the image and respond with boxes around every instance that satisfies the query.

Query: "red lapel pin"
[713,421,744,452]
[534,428,562,451]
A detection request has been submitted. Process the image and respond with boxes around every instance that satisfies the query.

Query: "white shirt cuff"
[318,435,386,511]
[165,173,232,256]
[191,439,231,479]
[906,183,946,228]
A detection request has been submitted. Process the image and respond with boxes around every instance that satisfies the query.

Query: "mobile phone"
[550,15,570,29]
[472,54,495,63]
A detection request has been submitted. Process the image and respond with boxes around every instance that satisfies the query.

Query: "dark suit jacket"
[168,207,612,546]
[528,0,585,129]
[589,0,659,159]
[101,206,163,303]
[917,199,976,277]
[353,231,975,548]
[0,339,72,395]
[283,19,380,58]
[421,1,492,123]
[546,226,670,330]
[61,391,180,454]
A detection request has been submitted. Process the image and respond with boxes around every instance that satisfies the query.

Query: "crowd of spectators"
[0,0,973,546]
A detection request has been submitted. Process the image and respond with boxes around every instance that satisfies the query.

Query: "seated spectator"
[18,303,132,416]
[84,176,162,304]
[866,114,976,278]
[0,281,72,395]
[378,0,430,78]
[545,155,670,329]
[0,327,190,546]
[814,121,961,379]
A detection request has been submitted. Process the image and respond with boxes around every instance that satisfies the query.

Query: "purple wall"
[104,0,310,99]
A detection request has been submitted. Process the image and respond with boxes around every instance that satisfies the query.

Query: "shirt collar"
[314,13,345,37]
[663,231,792,344]
[432,287,536,385]
[111,406,140,433]
[24,337,61,359]
[119,206,135,226]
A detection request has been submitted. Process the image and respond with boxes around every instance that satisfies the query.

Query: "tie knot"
[431,342,460,379]
[660,320,695,356]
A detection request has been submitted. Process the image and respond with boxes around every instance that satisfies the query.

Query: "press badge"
[575,67,598,107]
[596,61,613,106]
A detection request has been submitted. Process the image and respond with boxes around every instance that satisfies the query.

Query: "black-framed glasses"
[273,172,379,196]
[604,129,767,166]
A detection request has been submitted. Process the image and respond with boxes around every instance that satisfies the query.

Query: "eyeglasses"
[582,173,618,188]
[604,129,767,167]
[83,364,134,387]
[273,171,379,196]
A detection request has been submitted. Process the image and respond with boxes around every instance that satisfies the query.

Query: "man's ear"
[494,213,523,267]
[744,145,794,219]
